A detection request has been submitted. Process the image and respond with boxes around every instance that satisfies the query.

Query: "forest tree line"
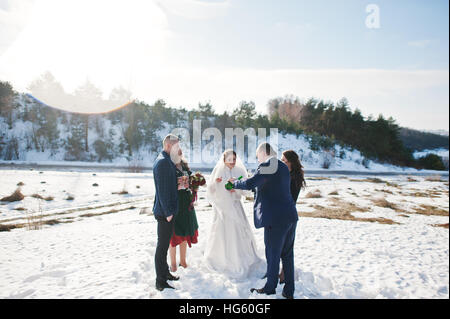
[0,76,448,170]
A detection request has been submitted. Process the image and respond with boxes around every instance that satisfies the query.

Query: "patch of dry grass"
[305,189,322,199]
[0,218,73,232]
[431,223,449,229]
[386,182,400,188]
[401,188,445,199]
[412,205,448,216]
[298,198,399,225]
[112,190,129,195]
[1,204,135,232]
[139,207,153,215]
[0,224,18,232]
[371,198,403,213]
[425,175,445,182]
[26,212,43,230]
[80,206,136,218]
[1,188,25,202]
[307,177,331,181]
[409,191,430,198]
[349,177,386,184]
[31,194,54,201]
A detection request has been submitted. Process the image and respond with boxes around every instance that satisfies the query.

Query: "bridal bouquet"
[188,172,206,210]
[189,172,207,192]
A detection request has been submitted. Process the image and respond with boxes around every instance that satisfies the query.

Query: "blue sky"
[164,0,449,70]
[0,0,449,130]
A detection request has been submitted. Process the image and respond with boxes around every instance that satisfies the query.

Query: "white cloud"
[407,39,436,48]
[0,0,36,55]
[155,0,230,20]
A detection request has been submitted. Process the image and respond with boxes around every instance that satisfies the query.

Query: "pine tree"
[0,81,16,129]
[65,114,87,161]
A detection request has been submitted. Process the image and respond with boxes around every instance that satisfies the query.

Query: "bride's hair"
[223,149,237,163]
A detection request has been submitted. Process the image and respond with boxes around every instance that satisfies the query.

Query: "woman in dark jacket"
[278,150,306,283]
[281,150,306,203]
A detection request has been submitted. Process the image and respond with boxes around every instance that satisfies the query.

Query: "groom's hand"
[167,215,173,222]
[228,178,236,183]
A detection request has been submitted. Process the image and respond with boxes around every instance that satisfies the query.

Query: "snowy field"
[0,169,448,299]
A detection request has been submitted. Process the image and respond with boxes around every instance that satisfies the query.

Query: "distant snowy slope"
[0,93,444,173]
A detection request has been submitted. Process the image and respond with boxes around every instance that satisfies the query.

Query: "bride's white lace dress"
[204,155,263,279]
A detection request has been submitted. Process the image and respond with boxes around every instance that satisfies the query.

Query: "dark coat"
[290,174,301,203]
[233,157,298,229]
[152,151,178,219]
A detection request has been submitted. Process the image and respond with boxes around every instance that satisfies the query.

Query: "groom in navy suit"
[230,143,298,299]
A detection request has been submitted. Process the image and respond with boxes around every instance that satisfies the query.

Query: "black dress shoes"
[282,292,294,299]
[250,288,265,294]
[167,273,180,281]
[156,282,175,291]
[250,288,276,295]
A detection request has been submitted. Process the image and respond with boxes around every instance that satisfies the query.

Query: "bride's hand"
[216,177,222,183]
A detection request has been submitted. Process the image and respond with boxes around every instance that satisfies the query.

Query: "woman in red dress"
[169,152,199,272]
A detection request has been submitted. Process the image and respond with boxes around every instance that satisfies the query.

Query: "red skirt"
[170,230,199,248]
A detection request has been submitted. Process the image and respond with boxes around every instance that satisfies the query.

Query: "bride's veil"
[206,150,248,211]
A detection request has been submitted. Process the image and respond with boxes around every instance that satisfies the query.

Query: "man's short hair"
[257,142,276,156]
[163,134,179,147]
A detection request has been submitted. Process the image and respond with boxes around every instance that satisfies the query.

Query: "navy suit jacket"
[152,151,178,219]
[233,157,298,229]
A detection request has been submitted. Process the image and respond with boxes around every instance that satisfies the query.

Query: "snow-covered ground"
[0,169,448,299]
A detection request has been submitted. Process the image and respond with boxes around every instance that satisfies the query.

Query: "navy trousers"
[155,216,174,285]
[263,221,297,297]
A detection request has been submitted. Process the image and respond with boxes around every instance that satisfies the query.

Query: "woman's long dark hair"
[180,159,190,172]
[282,150,306,190]
[177,149,191,173]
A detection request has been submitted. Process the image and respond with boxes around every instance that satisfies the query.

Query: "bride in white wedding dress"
[204,150,263,279]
